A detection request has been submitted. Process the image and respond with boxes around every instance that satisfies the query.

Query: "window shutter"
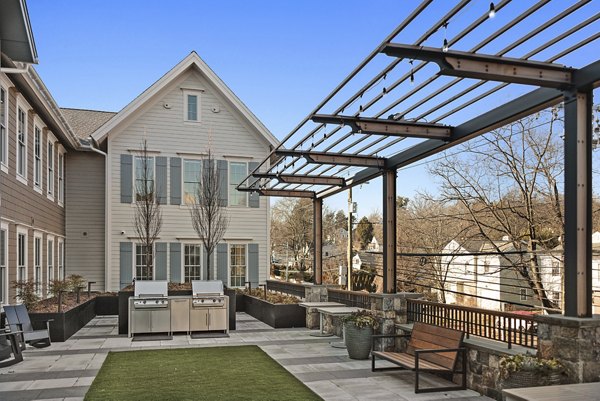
[120,154,133,203]
[170,157,182,205]
[248,243,259,287]
[119,242,133,289]
[217,160,228,206]
[155,242,167,280]
[156,156,167,204]
[248,162,260,208]
[216,243,228,286]
[169,243,181,283]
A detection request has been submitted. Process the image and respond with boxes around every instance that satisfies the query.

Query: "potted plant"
[342,310,379,360]
[500,353,563,388]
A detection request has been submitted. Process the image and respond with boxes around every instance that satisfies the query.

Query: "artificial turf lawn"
[84,345,323,401]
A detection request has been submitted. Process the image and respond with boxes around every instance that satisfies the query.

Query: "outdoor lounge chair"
[4,304,52,348]
[0,330,24,367]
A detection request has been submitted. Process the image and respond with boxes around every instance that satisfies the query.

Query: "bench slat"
[410,329,463,349]
[372,351,450,371]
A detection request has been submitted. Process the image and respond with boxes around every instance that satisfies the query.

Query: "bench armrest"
[0,330,23,337]
[414,347,465,355]
[44,319,54,323]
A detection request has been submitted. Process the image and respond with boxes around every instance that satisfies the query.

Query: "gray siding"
[65,152,105,290]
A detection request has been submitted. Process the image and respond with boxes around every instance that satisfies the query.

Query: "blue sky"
[27,0,436,216]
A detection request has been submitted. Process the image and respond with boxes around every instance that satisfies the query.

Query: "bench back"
[14,304,34,333]
[406,322,464,370]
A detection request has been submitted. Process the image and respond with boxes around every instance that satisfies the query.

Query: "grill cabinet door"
[170,298,190,332]
[209,308,227,331]
[189,307,209,332]
[132,310,152,334]
[150,309,171,333]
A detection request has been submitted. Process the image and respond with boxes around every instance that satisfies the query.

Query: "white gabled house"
[66,52,278,291]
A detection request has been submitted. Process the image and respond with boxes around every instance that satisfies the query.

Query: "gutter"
[84,137,111,292]
[0,64,30,74]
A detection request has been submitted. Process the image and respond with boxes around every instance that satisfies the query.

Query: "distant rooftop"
[60,108,116,140]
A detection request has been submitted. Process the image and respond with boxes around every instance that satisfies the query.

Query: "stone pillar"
[303,284,328,329]
[371,292,422,351]
[536,314,600,383]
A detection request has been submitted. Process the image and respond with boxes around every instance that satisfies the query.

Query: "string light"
[409,60,415,85]
[382,87,387,96]
[442,22,449,52]
[488,2,496,18]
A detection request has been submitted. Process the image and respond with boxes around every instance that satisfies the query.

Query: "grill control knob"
[143,300,146,304]
[212,299,216,303]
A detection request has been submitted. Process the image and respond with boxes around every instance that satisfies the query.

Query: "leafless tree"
[189,149,229,281]
[133,140,163,280]
[429,110,564,309]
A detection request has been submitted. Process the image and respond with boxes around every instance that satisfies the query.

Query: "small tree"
[133,140,163,280]
[189,149,229,281]
[11,280,39,309]
[355,217,374,250]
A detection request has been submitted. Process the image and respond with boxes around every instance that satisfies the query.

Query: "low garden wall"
[242,294,305,328]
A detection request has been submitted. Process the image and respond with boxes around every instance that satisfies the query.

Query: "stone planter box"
[118,289,236,335]
[242,295,305,328]
[29,298,96,342]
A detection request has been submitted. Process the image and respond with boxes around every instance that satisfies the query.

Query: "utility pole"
[347,188,353,291]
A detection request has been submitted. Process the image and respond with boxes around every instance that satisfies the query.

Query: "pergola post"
[563,90,593,318]
[382,169,397,294]
[313,197,323,285]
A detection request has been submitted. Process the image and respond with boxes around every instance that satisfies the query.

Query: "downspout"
[87,138,110,292]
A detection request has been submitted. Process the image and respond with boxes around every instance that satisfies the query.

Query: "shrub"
[67,274,86,292]
[11,280,39,309]
[342,310,379,329]
[499,353,563,380]
[48,279,71,299]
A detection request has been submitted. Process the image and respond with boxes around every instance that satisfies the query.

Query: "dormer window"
[183,90,202,122]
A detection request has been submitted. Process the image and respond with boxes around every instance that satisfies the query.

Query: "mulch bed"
[29,292,116,313]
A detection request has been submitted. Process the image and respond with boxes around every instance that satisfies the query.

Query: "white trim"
[133,155,156,204]
[222,154,255,160]
[127,148,161,154]
[0,216,64,238]
[182,243,203,282]
[183,89,202,123]
[182,158,202,205]
[228,243,248,288]
[57,150,65,206]
[33,231,43,297]
[57,238,65,280]
[0,83,8,172]
[0,222,8,305]
[228,160,248,207]
[16,226,28,282]
[90,52,278,147]
[47,133,55,201]
[134,243,155,281]
[33,120,43,192]
[176,151,207,157]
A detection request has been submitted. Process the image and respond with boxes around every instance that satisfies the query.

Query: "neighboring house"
[0,1,279,303]
[441,239,537,311]
[0,1,81,303]
[366,236,380,252]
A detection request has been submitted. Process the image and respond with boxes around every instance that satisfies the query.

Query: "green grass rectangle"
[85,345,322,401]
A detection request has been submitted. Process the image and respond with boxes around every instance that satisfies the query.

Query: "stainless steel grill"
[129,280,170,336]
[190,280,228,333]
[191,280,226,308]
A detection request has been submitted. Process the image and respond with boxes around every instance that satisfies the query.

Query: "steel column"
[383,169,397,294]
[313,197,323,285]
[563,90,592,317]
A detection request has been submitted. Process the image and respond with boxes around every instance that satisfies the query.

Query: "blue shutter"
[170,157,182,205]
[120,154,133,203]
[216,243,228,286]
[248,162,260,208]
[119,242,133,289]
[155,243,167,280]
[170,243,182,283]
[248,243,259,287]
[217,160,228,206]
[156,156,167,204]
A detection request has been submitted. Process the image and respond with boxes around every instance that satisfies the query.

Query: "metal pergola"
[237,0,600,318]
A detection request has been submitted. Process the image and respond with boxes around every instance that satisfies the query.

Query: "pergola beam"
[258,189,315,198]
[312,114,452,139]
[275,149,385,168]
[252,172,345,186]
[382,44,574,88]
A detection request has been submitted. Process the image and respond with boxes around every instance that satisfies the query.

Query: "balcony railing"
[406,299,538,349]
[327,288,371,309]
[265,280,306,298]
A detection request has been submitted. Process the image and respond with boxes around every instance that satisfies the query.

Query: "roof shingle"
[60,108,116,140]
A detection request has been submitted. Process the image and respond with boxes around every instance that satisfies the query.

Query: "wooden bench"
[371,322,466,393]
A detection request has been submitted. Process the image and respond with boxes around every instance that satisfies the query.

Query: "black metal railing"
[266,280,306,298]
[327,288,372,309]
[406,299,537,349]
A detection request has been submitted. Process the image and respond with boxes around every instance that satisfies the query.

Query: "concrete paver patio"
[0,313,492,401]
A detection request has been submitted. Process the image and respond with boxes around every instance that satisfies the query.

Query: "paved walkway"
[0,313,492,401]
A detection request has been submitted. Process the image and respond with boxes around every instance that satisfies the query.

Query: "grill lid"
[134,280,168,298]
[192,280,224,296]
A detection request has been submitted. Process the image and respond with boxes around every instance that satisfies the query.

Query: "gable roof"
[60,108,116,140]
[90,51,278,147]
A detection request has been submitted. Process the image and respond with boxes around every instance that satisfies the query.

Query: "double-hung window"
[16,106,27,180]
[0,86,7,169]
[135,244,153,280]
[34,235,42,296]
[229,162,247,206]
[47,140,54,197]
[230,244,246,287]
[184,244,202,282]
[134,156,154,202]
[58,152,64,203]
[58,239,64,280]
[520,288,528,301]
[17,230,27,282]
[47,238,54,286]
[183,159,201,204]
[34,126,42,190]
[551,260,560,277]
[0,224,7,304]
